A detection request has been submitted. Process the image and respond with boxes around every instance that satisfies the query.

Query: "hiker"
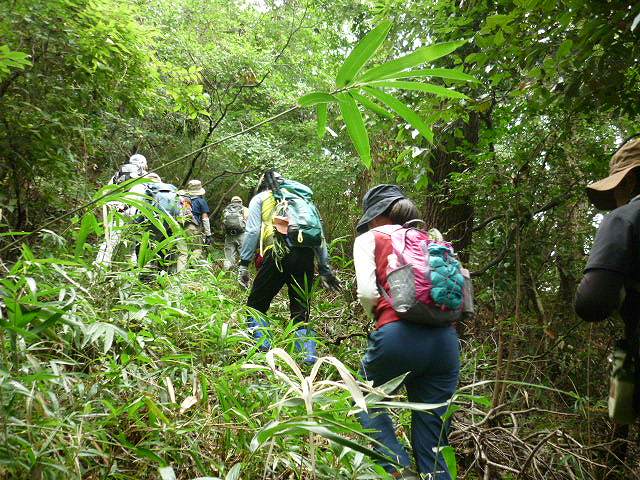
[353,185,460,480]
[131,173,187,272]
[575,136,640,424]
[96,154,149,267]
[179,179,212,262]
[237,170,340,363]
[222,196,249,269]
[112,153,148,184]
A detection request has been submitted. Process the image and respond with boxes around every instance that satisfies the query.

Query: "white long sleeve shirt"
[353,231,380,318]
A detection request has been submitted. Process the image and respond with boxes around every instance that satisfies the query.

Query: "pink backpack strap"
[389,228,408,265]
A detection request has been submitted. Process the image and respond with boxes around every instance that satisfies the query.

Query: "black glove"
[321,271,341,292]
[204,235,213,246]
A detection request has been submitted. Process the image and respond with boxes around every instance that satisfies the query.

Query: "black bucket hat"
[356,184,406,233]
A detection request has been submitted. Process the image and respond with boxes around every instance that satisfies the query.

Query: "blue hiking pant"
[358,321,460,478]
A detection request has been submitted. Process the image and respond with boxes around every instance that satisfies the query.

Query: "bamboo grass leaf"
[299,92,337,107]
[336,20,392,87]
[266,348,305,382]
[369,80,469,99]
[310,356,367,411]
[337,93,371,168]
[360,40,466,82]
[74,212,98,260]
[377,67,479,83]
[363,87,433,142]
[440,445,458,479]
[250,419,400,466]
[225,464,242,480]
[351,91,393,118]
[317,103,328,139]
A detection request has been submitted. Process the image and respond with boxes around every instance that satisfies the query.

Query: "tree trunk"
[423,113,479,261]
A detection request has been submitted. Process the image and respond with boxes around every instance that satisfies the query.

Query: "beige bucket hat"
[587,137,640,210]
[185,179,205,196]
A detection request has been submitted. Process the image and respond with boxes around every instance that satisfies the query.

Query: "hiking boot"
[294,328,318,364]
[246,317,271,351]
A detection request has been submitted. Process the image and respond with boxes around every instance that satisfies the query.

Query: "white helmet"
[129,154,147,173]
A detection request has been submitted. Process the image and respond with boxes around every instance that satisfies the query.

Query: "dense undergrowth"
[1,228,636,480]
[0,239,428,479]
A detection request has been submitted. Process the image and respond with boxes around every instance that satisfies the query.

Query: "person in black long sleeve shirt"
[575,137,640,328]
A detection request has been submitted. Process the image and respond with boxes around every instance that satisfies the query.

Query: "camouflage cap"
[587,137,640,210]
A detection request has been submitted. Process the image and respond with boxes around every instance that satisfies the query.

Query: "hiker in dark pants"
[575,137,640,427]
[238,170,340,363]
[353,185,460,480]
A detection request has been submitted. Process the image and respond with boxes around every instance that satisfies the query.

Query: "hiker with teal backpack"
[575,136,640,426]
[238,170,341,363]
[131,173,186,272]
[353,185,465,480]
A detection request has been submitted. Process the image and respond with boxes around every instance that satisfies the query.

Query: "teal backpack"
[145,182,180,218]
[273,180,323,248]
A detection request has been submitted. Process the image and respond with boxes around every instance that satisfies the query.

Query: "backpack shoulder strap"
[371,230,396,305]
[389,226,410,264]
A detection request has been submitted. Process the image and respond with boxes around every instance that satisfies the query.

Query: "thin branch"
[180,4,309,185]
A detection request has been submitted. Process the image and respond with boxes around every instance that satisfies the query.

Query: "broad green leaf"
[360,40,466,82]
[363,87,433,142]
[337,93,371,168]
[317,103,328,140]
[556,39,573,59]
[74,212,98,260]
[484,14,512,31]
[351,91,393,118]
[137,231,150,267]
[441,404,461,422]
[144,397,170,425]
[299,92,337,107]
[369,80,469,99]
[133,447,163,464]
[440,445,458,479]
[377,67,479,83]
[454,393,492,407]
[336,20,392,87]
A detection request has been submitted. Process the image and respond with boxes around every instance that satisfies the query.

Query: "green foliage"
[3,0,640,478]
[0,45,31,78]
[298,23,472,167]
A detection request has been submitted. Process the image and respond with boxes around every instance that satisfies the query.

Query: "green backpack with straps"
[273,180,323,248]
